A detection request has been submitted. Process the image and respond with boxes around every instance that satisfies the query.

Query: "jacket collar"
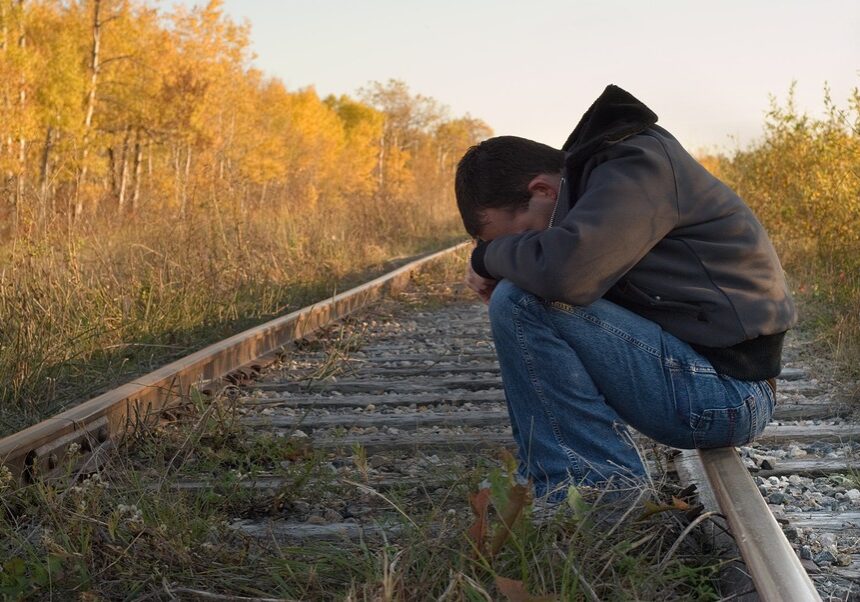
[561,85,658,170]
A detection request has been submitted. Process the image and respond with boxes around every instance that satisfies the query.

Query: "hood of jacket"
[562,85,658,174]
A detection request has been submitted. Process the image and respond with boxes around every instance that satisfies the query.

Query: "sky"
[170,0,859,153]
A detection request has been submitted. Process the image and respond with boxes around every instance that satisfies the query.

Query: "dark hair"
[455,136,564,237]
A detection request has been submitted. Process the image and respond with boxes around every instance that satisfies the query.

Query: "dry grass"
[0,198,464,435]
[0,447,722,600]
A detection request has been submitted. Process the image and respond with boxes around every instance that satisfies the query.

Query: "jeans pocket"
[668,364,720,429]
[692,397,755,448]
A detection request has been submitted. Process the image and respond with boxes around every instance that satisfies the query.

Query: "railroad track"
[2,243,857,600]
[227,289,858,600]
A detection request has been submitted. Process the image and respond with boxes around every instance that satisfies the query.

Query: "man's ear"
[526,174,559,200]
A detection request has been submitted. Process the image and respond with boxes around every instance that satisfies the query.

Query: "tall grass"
[710,84,860,384]
[0,196,463,435]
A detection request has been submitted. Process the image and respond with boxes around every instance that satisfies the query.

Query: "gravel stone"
[799,558,820,574]
[324,509,344,522]
[819,496,838,509]
[369,456,389,469]
[813,550,837,566]
[767,492,786,505]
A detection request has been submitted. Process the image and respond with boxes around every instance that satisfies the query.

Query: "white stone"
[819,533,837,549]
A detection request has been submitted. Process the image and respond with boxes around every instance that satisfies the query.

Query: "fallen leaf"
[499,448,519,476]
[636,499,676,521]
[671,496,690,511]
[468,487,491,556]
[495,576,557,602]
[490,483,529,556]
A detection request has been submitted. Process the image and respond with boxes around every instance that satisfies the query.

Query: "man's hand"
[466,262,498,304]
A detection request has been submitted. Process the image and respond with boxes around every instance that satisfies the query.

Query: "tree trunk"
[1,1,10,193]
[377,132,385,192]
[38,125,54,221]
[74,0,102,217]
[130,129,142,212]
[116,125,130,211]
[15,0,24,208]
[0,0,15,210]
[107,145,116,193]
[172,143,180,210]
[0,2,7,53]
[179,144,191,218]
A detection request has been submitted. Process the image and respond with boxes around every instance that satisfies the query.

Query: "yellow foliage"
[718,84,860,260]
[713,83,860,375]
[0,1,492,226]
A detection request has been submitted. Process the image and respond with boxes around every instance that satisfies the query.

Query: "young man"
[455,85,797,501]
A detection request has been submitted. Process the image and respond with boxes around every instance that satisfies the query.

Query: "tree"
[359,79,446,201]
[325,94,383,200]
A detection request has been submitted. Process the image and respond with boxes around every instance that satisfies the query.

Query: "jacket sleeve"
[480,134,680,305]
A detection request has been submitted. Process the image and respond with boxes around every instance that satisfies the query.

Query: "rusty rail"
[694,448,822,601]
[0,242,469,483]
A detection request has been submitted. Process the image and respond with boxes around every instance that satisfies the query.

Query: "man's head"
[455,136,565,240]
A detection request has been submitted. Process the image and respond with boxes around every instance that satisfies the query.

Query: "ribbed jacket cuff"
[471,241,493,279]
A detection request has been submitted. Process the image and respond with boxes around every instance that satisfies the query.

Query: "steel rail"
[0,242,470,483]
[3,240,824,600]
[698,447,822,602]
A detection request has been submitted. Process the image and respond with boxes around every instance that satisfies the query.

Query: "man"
[455,85,797,502]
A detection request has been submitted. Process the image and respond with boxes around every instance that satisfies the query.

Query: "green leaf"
[566,485,590,521]
[3,558,25,577]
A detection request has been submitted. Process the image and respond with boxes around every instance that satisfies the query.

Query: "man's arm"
[474,134,680,305]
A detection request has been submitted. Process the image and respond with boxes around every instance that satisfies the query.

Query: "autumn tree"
[0,2,491,237]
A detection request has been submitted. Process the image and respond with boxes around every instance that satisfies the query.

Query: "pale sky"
[170,0,859,153]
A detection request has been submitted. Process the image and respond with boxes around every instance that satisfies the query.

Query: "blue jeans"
[488,280,775,500]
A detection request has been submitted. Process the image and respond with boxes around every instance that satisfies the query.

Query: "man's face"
[476,173,561,241]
